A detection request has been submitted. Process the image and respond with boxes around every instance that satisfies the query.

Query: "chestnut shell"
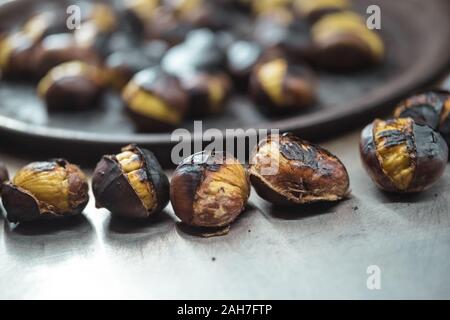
[360,119,448,193]
[92,145,170,219]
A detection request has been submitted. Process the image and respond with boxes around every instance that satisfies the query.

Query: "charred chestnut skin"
[250,58,316,114]
[249,133,350,205]
[360,118,448,193]
[394,90,450,147]
[170,152,250,228]
[0,162,9,195]
[1,159,89,223]
[92,145,169,219]
[37,61,105,111]
[123,67,189,132]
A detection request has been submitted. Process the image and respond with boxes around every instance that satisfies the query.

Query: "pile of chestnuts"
[0,0,385,132]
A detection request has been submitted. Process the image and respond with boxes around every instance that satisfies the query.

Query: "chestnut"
[310,11,384,71]
[226,40,262,90]
[123,0,159,35]
[171,0,230,30]
[37,61,105,111]
[92,144,169,219]
[122,67,189,132]
[393,90,450,147]
[294,0,350,22]
[249,133,350,205]
[170,151,250,228]
[249,57,316,114]
[0,162,9,195]
[1,159,89,223]
[32,33,100,78]
[180,71,232,117]
[360,118,448,193]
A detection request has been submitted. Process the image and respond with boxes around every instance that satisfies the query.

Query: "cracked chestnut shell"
[250,57,316,114]
[123,67,189,132]
[311,11,384,71]
[92,145,170,219]
[360,118,448,193]
[249,133,350,205]
[37,61,105,111]
[170,151,250,228]
[0,162,9,195]
[393,90,450,147]
[1,159,89,223]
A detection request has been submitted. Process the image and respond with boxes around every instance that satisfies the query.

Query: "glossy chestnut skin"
[122,67,189,132]
[1,159,89,223]
[92,145,169,219]
[37,61,105,111]
[393,90,450,147]
[249,57,316,114]
[360,118,448,193]
[170,151,250,228]
[249,133,350,205]
[180,71,232,117]
[310,11,384,71]
[0,162,9,195]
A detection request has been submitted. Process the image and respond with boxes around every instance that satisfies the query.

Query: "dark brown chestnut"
[393,90,450,147]
[1,159,89,223]
[122,67,189,132]
[170,151,250,228]
[226,40,262,90]
[311,11,384,71]
[92,144,170,219]
[123,0,159,34]
[0,162,9,195]
[249,57,316,114]
[37,61,105,111]
[180,71,232,117]
[32,33,101,78]
[360,118,448,193]
[294,0,350,22]
[249,133,350,205]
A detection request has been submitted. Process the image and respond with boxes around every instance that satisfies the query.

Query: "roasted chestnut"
[92,144,169,219]
[294,0,350,22]
[226,40,262,90]
[171,0,230,30]
[393,90,450,147]
[311,11,384,71]
[123,0,159,34]
[1,159,89,223]
[249,57,315,114]
[123,67,189,132]
[37,61,105,111]
[180,71,232,117]
[0,162,9,195]
[170,151,250,228]
[249,133,350,205]
[32,33,100,78]
[360,118,448,193]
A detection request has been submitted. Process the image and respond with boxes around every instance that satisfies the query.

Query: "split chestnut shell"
[249,133,350,205]
[360,118,448,193]
[92,145,170,219]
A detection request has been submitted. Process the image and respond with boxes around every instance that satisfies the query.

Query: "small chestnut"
[393,90,450,147]
[1,159,89,223]
[170,151,250,228]
[311,11,384,71]
[180,71,232,117]
[249,57,316,114]
[249,133,350,205]
[360,118,448,193]
[122,67,189,132]
[294,0,350,22]
[0,162,9,195]
[92,144,170,219]
[37,61,105,111]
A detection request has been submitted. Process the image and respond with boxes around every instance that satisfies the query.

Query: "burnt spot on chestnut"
[1,159,89,223]
[37,61,105,111]
[360,118,448,193]
[0,162,9,195]
[311,11,384,71]
[180,71,232,117]
[249,133,350,205]
[250,58,316,114]
[92,144,170,219]
[122,67,189,132]
[394,90,450,147]
[170,151,250,228]
[294,0,350,22]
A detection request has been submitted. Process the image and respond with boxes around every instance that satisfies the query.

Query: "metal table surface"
[1,129,450,299]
